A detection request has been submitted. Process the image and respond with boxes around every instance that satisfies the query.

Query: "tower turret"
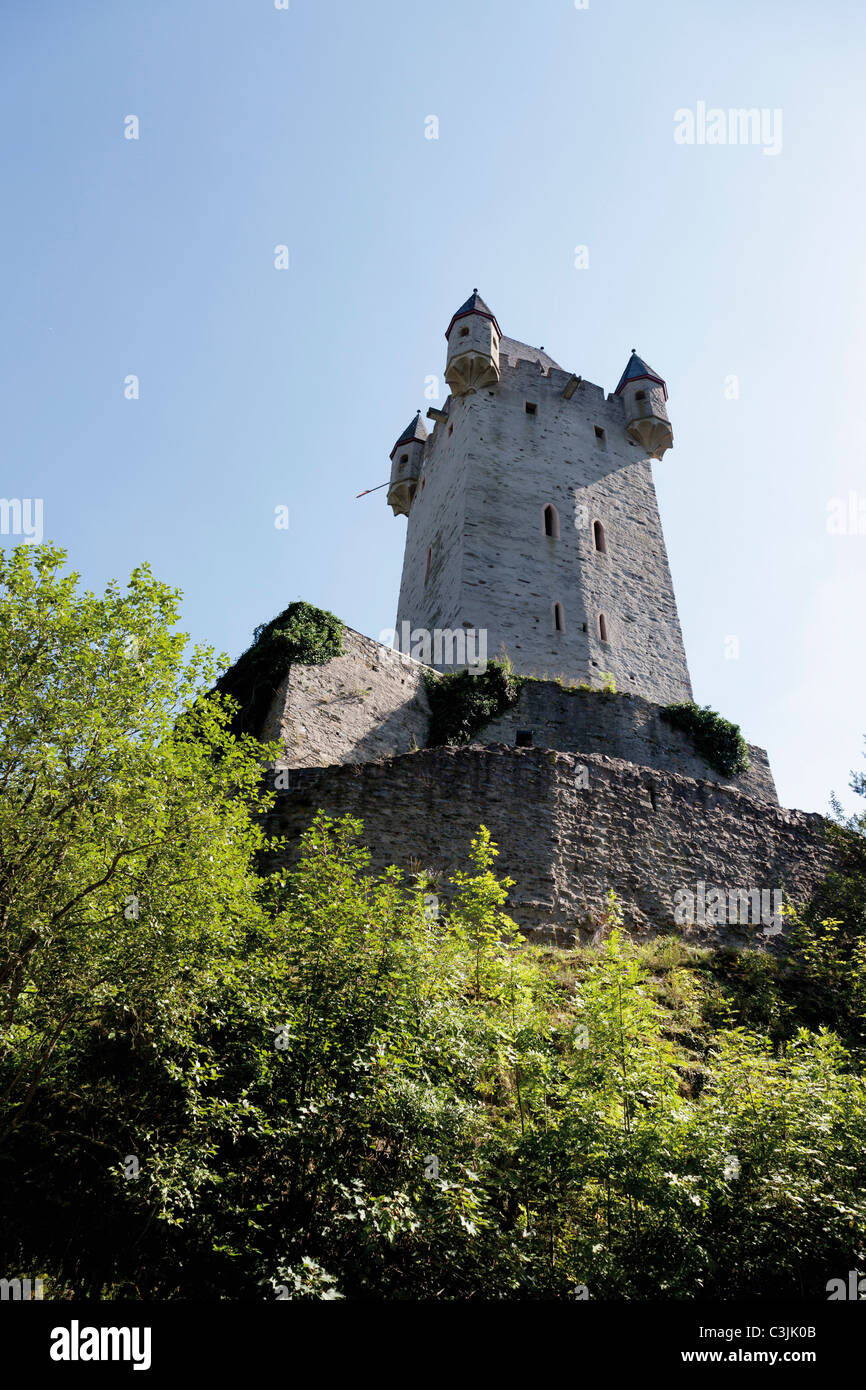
[615,351,673,461]
[387,410,427,517]
[444,289,501,396]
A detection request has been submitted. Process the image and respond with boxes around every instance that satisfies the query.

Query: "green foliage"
[660,700,750,777]
[3,553,866,1301]
[215,600,344,739]
[424,659,519,747]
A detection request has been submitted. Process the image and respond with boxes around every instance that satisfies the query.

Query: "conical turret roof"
[615,350,667,400]
[446,289,501,339]
[390,410,428,459]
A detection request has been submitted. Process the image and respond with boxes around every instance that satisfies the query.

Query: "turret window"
[635,390,646,401]
[459,325,470,337]
[553,602,565,632]
[593,520,607,553]
[598,613,609,643]
[543,504,560,539]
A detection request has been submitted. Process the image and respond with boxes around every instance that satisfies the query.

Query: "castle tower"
[388,292,693,705]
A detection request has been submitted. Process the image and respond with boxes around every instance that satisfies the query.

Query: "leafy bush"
[424,659,519,746]
[660,700,749,777]
[4,547,866,1302]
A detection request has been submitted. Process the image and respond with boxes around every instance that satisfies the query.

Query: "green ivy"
[660,700,749,777]
[424,660,519,747]
[216,600,344,739]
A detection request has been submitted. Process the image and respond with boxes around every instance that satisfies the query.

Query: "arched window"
[553,601,565,632]
[425,545,432,583]
[598,612,608,642]
[543,504,560,538]
[593,519,607,553]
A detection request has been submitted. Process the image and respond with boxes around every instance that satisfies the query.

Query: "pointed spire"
[615,350,668,400]
[389,409,428,459]
[446,289,500,339]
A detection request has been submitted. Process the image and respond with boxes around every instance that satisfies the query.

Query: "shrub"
[424,660,519,747]
[660,700,749,777]
[215,600,344,739]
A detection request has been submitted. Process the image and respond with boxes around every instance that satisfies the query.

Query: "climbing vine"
[424,660,519,747]
[660,700,749,777]
[216,600,344,739]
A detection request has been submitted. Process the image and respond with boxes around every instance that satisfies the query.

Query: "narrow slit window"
[593,520,607,553]
[554,601,565,632]
[543,504,560,538]
[598,612,608,642]
[425,545,432,583]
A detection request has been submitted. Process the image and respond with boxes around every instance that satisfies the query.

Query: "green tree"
[0,543,272,1149]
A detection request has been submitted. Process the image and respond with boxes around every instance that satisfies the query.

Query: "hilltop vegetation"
[1,546,864,1300]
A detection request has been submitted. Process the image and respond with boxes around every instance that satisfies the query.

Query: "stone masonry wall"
[265,745,835,950]
[260,629,776,803]
[395,344,693,705]
[260,625,430,768]
[261,622,778,800]
[477,682,777,804]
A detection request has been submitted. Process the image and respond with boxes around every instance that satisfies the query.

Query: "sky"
[1,0,864,816]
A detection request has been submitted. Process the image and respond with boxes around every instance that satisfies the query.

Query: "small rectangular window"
[525,402,537,415]
[515,729,533,747]
[594,425,605,443]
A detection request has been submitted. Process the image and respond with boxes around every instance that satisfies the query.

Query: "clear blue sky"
[2,0,864,815]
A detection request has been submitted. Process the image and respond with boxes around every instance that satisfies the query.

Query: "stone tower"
[387,291,693,705]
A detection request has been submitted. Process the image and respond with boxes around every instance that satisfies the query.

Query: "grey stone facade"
[391,302,693,707]
[265,746,834,949]
[231,292,831,951]
[260,625,430,769]
[263,625,775,804]
[478,680,777,804]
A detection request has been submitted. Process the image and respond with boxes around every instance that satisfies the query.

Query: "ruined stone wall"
[477,683,777,804]
[260,625,430,768]
[265,745,835,950]
[259,630,776,803]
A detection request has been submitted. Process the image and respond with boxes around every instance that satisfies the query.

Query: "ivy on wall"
[216,600,344,739]
[660,700,750,778]
[424,660,519,747]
